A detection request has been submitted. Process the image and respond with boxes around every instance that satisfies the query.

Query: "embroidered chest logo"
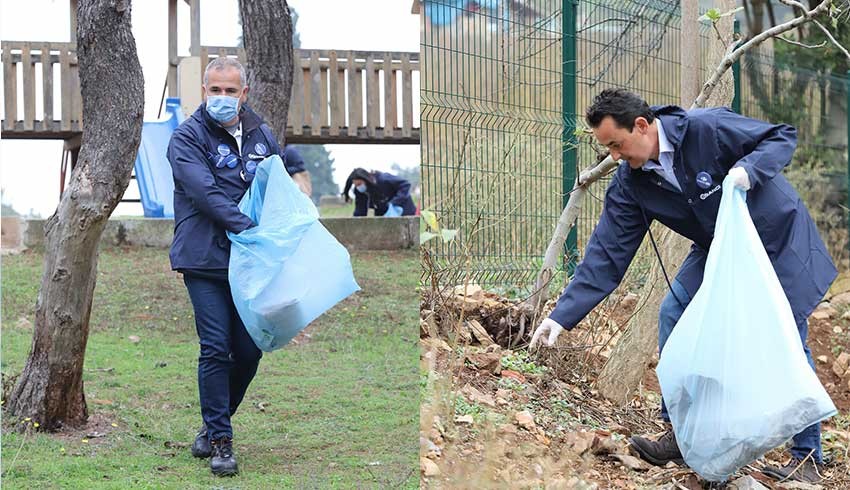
[696,171,713,190]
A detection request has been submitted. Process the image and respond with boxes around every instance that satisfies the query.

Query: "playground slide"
[133,97,183,217]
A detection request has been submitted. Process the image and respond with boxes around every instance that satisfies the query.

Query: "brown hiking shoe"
[762,457,823,484]
[629,429,684,466]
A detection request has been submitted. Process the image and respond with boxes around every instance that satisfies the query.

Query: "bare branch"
[776,36,828,49]
[693,0,832,108]
[811,19,850,60]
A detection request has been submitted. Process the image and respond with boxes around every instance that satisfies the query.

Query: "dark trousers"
[183,274,262,441]
[658,278,822,463]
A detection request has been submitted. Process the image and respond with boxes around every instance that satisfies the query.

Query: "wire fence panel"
[421,0,850,291]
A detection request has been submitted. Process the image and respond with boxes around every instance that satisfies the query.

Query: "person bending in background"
[342,168,416,217]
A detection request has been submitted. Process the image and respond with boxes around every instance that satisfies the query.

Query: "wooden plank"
[310,50,321,136]
[365,54,379,138]
[302,64,311,130]
[289,56,304,135]
[383,55,395,138]
[2,45,18,130]
[42,44,53,130]
[200,46,208,75]
[21,44,35,130]
[189,0,200,56]
[70,59,82,126]
[320,65,329,128]
[218,47,227,60]
[335,61,345,135]
[401,53,412,137]
[346,51,359,136]
[59,47,70,131]
[327,50,340,136]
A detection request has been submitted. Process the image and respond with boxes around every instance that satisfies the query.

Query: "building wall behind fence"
[421,0,850,292]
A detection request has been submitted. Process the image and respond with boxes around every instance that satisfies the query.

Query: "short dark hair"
[585,89,654,131]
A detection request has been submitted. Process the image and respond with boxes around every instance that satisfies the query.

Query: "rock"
[420,457,440,476]
[514,410,536,430]
[499,424,518,435]
[454,414,474,425]
[460,383,497,408]
[501,369,527,383]
[834,326,844,334]
[591,436,621,456]
[467,351,501,374]
[128,335,141,343]
[776,481,823,490]
[420,436,441,459]
[832,352,850,377]
[812,302,837,320]
[620,292,639,311]
[562,431,596,455]
[453,283,484,298]
[467,319,495,345]
[15,317,32,329]
[728,475,768,490]
[843,310,850,321]
[817,355,829,364]
[830,291,850,308]
[611,454,649,471]
[496,397,509,406]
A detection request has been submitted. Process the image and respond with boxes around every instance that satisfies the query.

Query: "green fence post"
[732,19,741,113]
[563,0,578,275]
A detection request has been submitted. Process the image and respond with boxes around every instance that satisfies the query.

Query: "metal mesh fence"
[421,0,850,290]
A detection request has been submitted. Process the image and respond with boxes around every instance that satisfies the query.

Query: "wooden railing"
[1,43,419,144]
[200,47,420,143]
[1,41,81,138]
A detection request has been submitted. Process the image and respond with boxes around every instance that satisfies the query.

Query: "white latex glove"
[530,318,565,348]
[728,166,751,191]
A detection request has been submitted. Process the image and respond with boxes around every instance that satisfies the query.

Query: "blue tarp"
[134,97,183,217]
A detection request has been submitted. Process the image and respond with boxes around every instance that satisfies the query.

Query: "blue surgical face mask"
[205,95,240,124]
[355,184,367,193]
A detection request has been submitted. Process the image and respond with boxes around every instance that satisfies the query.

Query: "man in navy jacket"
[530,89,836,483]
[167,57,306,477]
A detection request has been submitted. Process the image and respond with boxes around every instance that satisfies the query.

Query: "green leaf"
[421,210,439,232]
[702,8,721,22]
[440,229,459,243]
[420,231,438,244]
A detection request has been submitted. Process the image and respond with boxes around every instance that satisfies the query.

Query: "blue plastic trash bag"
[656,176,836,482]
[384,204,403,217]
[227,155,360,351]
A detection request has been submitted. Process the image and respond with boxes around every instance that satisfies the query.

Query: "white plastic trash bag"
[227,155,360,351]
[656,176,836,482]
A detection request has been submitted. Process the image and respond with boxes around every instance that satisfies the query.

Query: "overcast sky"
[0,0,420,217]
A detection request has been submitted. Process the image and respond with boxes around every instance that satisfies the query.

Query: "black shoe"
[190,424,211,458]
[629,429,684,466]
[210,436,239,477]
[762,457,823,483]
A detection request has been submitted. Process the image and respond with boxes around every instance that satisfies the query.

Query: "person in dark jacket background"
[342,168,416,217]
[166,57,306,477]
[529,89,836,484]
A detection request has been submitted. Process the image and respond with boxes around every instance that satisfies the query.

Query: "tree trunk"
[6,0,144,430]
[594,0,737,405]
[238,0,294,145]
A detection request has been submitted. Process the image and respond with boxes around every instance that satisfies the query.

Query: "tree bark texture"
[7,0,144,430]
[238,0,294,145]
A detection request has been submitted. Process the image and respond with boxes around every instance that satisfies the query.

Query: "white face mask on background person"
[355,184,368,193]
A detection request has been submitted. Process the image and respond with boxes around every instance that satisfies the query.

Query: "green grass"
[319,202,356,218]
[1,247,418,489]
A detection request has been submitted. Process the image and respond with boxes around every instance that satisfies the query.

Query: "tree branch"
[811,19,850,59]
[776,36,828,49]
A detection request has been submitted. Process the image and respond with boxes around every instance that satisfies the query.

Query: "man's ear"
[633,116,649,134]
[240,86,250,103]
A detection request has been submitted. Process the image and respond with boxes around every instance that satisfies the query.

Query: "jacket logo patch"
[700,184,721,200]
[254,142,267,155]
[696,171,712,189]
